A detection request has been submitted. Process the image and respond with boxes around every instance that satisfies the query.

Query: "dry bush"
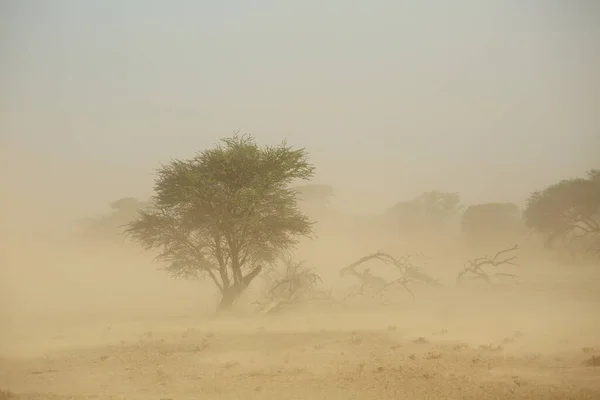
[339,251,443,302]
[456,244,521,287]
[254,256,334,313]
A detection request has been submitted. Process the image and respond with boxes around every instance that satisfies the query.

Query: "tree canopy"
[386,190,462,233]
[523,169,600,254]
[126,135,315,309]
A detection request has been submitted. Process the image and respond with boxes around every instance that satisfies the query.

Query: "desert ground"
[4,1,599,398]
[2,258,600,400]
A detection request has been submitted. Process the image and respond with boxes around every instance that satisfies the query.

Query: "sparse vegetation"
[339,251,442,301]
[254,256,334,313]
[524,169,600,260]
[125,134,315,310]
[456,245,521,287]
[7,132,600,399]
[385,190,463,235]
[79,151,598,314]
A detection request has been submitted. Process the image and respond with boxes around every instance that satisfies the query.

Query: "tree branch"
[242,264,263,287]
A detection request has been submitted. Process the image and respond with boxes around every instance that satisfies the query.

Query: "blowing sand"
[2,277,599,400]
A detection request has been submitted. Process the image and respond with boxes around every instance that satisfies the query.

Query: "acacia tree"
[386,190,462,233]
[126,135,315,310]
[523,170,600,256]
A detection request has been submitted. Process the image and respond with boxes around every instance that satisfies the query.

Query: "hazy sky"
[1,0,599,217]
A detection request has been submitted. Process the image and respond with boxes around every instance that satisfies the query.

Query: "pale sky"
[1,0,599,218]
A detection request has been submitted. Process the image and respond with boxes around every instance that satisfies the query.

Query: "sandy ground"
[2,283,600,400]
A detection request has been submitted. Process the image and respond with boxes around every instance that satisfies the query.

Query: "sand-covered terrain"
[2,277,600,400]
[4,2,600,397]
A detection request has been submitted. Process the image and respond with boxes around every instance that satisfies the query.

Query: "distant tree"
[294,184,334,206]
[588,169,600,183]
[523,170,600,256]
[387,190,462,233]
[81,197,149,243]
[461,203,522,246]
[126,135,315,310]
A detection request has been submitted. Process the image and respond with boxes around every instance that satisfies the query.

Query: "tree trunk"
[216,265,263,311]
[217,285,242,311]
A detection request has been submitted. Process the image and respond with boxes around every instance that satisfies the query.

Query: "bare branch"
[255,256,332,314]
[456,245,521,287]
[339,251,442,302]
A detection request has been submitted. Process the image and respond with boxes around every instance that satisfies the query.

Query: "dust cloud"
[2,1,600,398]
[1,147,600,399]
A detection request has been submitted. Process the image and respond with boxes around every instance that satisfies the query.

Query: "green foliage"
[461,202,522,244]
[387,190,462,232]
[523,170,600,252]
[126,134,315,309]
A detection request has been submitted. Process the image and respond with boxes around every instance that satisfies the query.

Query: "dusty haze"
[1,1,600,399]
